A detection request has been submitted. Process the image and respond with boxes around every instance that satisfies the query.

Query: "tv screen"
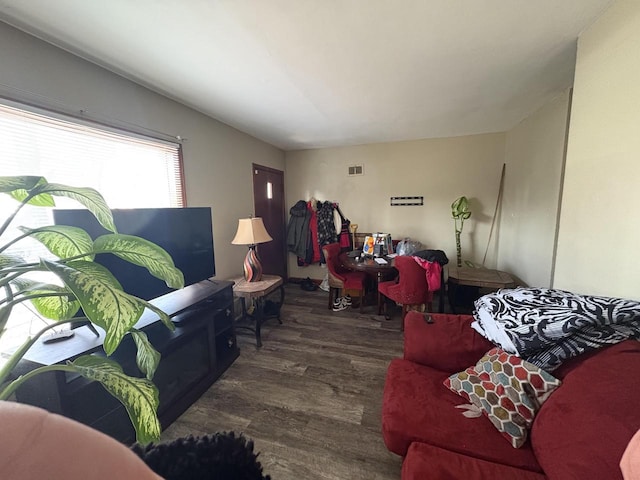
[53,207,215,300]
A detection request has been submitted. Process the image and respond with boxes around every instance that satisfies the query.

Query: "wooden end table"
[447,266,515,313]
[231,275,284,348]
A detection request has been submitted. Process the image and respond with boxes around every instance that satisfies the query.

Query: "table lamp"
[231,217,273,282]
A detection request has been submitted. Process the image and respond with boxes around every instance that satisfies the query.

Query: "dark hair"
[131,432,271,480]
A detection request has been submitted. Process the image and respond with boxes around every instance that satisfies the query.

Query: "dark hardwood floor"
[162,283,408,479]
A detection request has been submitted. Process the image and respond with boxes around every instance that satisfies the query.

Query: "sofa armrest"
[403,311,494,372]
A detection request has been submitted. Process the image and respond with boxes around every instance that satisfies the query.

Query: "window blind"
[0,102,185,209]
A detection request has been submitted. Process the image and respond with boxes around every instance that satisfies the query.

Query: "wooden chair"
[322,243,366,313]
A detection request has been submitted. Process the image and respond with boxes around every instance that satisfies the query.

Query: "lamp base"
[243,245,263,282]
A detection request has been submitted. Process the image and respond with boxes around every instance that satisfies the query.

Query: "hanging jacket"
[317,201,338,263]
[287,200,310,259]
[336,205,352,251]
[332,208,342,237]
[307,201,321,264]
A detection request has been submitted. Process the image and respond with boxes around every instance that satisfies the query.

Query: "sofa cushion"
[403,312,494,371]
[531,340,640,480]
[444,348,561,448]
[382,358,542,472]
[402,442,548,480]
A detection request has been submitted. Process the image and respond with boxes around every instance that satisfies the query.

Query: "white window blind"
[0,102,184,208]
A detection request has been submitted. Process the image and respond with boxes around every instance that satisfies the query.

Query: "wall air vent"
[348,165,364,176]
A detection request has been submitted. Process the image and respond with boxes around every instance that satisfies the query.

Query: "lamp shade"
[231,217,273,246]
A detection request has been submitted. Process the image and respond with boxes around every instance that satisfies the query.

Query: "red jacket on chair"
[378,255,435,306]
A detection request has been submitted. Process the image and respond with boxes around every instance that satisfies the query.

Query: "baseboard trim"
[289,276,322,285]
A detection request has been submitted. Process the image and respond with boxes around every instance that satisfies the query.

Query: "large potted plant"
[451,196,472,267]
[0,175,184,444]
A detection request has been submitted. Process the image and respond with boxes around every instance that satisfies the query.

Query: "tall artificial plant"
[451,196,472,267]
[0,176,184,444]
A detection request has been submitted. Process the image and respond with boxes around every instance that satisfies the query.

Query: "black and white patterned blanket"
[472,288,640,371]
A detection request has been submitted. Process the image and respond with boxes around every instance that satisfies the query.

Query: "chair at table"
[322,243,366,313]
[378,255,435,330]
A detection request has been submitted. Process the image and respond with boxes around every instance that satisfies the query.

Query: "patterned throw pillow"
[444,347,561,448]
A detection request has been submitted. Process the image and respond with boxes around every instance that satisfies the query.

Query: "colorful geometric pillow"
[444,347,561,448]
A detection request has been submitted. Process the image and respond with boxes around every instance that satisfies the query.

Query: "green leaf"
[11,279,80,320]
[451,196,471,219]
[0,305,11,333]
[10,278,46,290]
[136,298,175,332]
[18,225,95,261]
[30,290,81,320]
[93,234,184,289]
[10,278,53,293]
[131,330,161,380]
[0,253,25,269]
[31,184,116,233]
[43,260,144,354]
[0,176,53,206]
[0,176,45,193]
[70,355,160,444]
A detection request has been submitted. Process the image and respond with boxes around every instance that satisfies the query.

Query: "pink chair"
[322,243,366,313]
[378,256,435,330]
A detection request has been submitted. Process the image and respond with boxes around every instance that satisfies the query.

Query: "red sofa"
[382,312,640,479]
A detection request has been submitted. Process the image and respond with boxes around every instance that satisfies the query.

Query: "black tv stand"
[13,280,238,444]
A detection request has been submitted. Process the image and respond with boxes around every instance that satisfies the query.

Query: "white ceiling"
[0,1,613,151]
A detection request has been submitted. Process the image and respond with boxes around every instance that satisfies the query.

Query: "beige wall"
[554,0,640,299]
[285,134,505,280]
[8,10,634,294]
[498,90,571,287]
[0,23,284,280]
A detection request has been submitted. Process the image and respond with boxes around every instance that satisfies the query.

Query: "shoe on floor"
[332,296,352,309]
[332,300,349,312]
[301,277,318,291]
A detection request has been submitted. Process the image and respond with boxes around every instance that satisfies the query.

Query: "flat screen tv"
[53,207,215,300]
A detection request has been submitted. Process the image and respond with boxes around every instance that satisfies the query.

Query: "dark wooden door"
[252,164,287,279]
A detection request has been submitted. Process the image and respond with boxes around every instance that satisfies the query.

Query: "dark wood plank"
[162,284,405,480]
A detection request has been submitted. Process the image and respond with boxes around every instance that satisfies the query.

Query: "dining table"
[339,252,398,315]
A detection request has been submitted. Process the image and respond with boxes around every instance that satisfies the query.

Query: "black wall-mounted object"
[390,196,424,206]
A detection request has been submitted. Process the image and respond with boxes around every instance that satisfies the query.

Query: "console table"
[13,279,238,443]
[232,275,284,348]
[447,266,515,313]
